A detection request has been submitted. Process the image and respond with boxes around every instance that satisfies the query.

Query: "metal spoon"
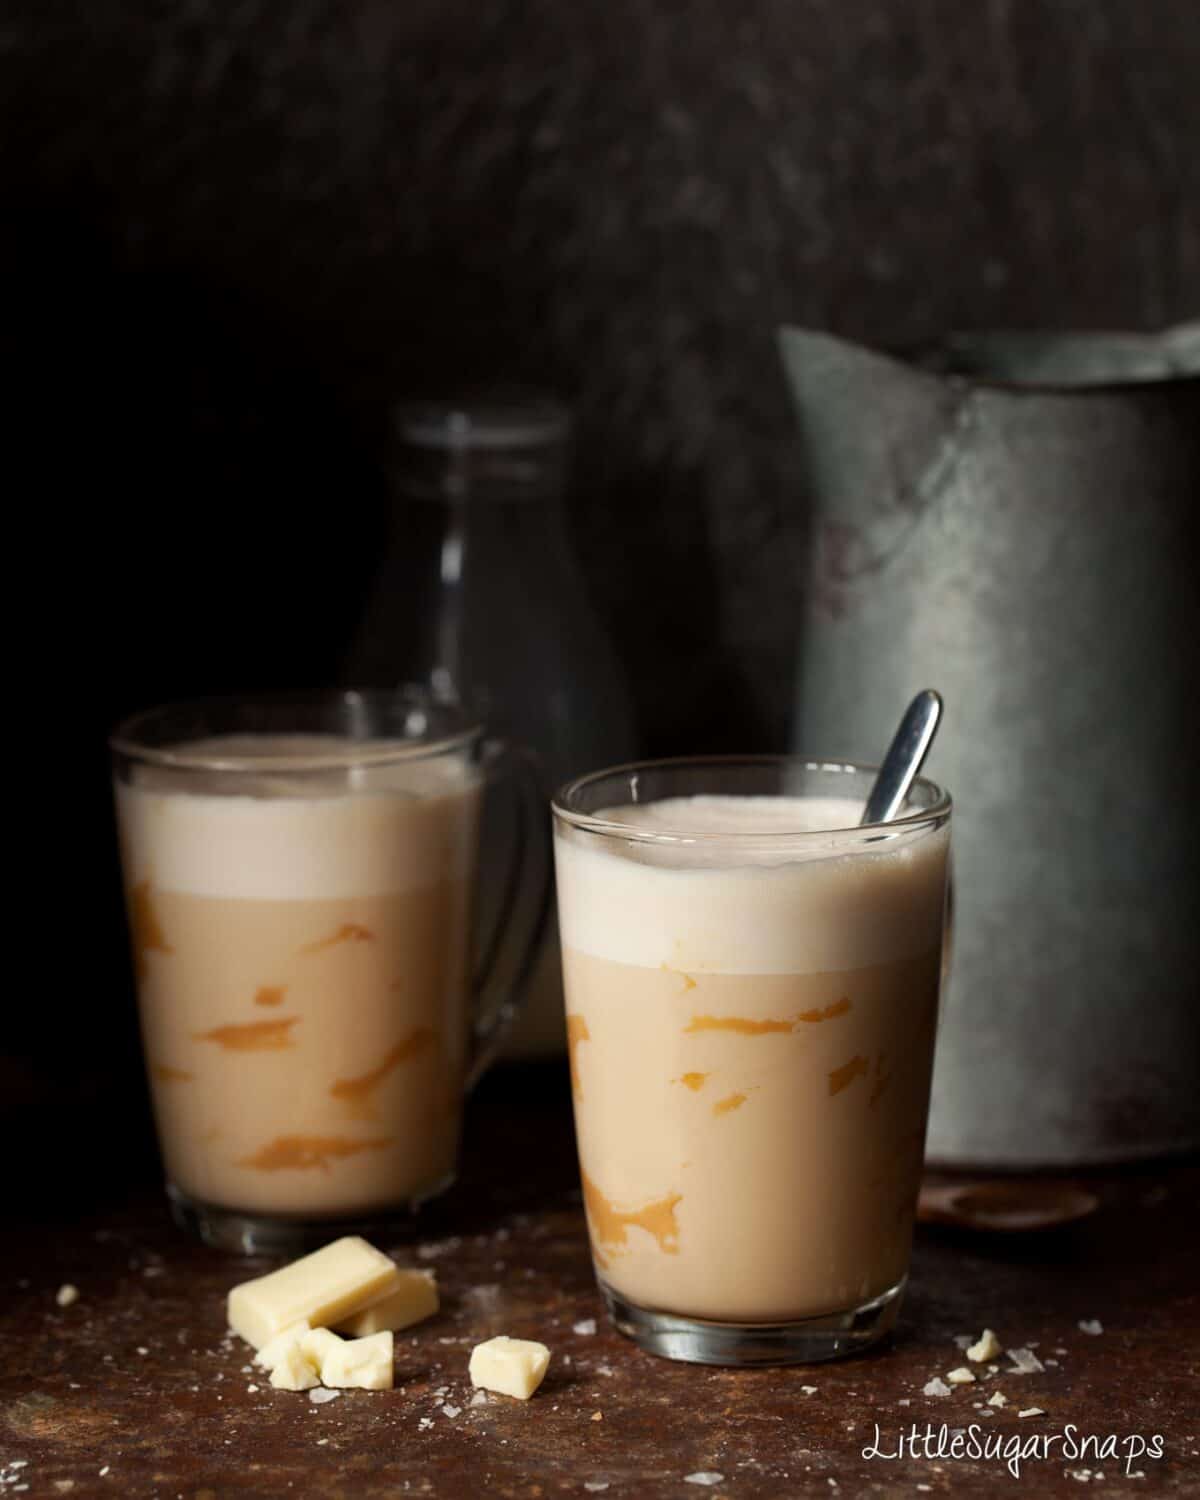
[860,689,944,826]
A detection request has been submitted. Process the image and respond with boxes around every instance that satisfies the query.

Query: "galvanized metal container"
[781,325,1200,1167]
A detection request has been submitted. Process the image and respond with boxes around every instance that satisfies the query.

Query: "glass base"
[167,1174,456,1255]
[601,1277,905,1366]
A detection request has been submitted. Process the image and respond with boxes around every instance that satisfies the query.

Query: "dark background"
[4,0,1198,1179]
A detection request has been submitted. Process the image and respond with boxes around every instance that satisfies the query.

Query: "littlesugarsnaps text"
[863,1422,1165,1479]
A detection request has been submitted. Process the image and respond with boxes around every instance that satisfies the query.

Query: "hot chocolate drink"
[116,736,481,1219]
[555,793,949,1325]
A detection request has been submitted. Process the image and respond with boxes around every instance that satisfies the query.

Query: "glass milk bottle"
[348,394,637,1056]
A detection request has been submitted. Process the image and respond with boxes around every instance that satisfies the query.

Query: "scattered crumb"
[417,1236,463,1261]
[987,1392,1008,1408]
[56,1284,80,1308]
[309,1388,341,1405]
[1018,1408,1044,1418]
[98,1468,110,1477]
[1045,1359,1059,1367]
[1007,1347,1045,1374]
[802,1385,818,1395]
[1078,1319,1103,1336]
[137,1347,149,1356]
[946,1367,976,1385]
[918,1487,932,1494]
[469,1390,488,1408]
[418,1417,434,1431]
[967,1329,1002,1363]
[443,1404,461,1419]
[897,1399,910,1407]
[591,1411,603,1422]
[247,1384,259,1394]
[573,1319,597,1337]
[923,1378,952,1397]
[683,1476,725,1488]
[584,1485,610,1494]
[316,1439,328,1447]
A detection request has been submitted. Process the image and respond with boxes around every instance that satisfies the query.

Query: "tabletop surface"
[1,1064,1196,1499]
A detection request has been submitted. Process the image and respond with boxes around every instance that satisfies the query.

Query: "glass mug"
[553,757,952,1365]
[111,689,549,1253]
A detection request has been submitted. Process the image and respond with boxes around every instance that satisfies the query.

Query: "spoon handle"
[860,689,943,826]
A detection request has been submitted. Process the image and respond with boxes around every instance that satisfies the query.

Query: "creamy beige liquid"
[556,794,949,1323]
[116,736,480,1217]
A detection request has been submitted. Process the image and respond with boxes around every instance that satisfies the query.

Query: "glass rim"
[552,754,952,843]
[109,688,483,773]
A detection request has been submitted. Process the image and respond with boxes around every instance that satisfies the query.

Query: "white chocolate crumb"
[967,1329,1002,1363]
[56,1284,80,1308]
[1078,1319,1103,1336]
[683,1476,725,1488]
[1007,1347,1045,1374]
[308,1387,341,1405]
[1018,1407,1044,1418]
[923,1378,952,1397]
[987,1392,1008,1408]
[443,1404,461,1419]
[946,1367,976,1385]
[573,1318,597,1336]
[802,1385,818,1395]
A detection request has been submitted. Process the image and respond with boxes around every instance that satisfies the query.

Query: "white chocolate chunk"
[468,1336,551,1400]
[228,1237,399,1350]
[988,1392,1008,1408]
[269,1345,320,1391]
[321,1331,394,1390]
[967,1329,1003,1363]
[336,1269,439,1336]
[254,1320,311,1372]
[946,1366,977,1385]
[300,1327,345,1371]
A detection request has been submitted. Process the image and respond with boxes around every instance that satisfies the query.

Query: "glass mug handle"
[466,740,552,1089]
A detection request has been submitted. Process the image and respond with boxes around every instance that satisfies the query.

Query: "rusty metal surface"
[1,1069,1197,1498]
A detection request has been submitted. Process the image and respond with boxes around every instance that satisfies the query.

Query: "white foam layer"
[555,794,948,974]
[116,744,481,900]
